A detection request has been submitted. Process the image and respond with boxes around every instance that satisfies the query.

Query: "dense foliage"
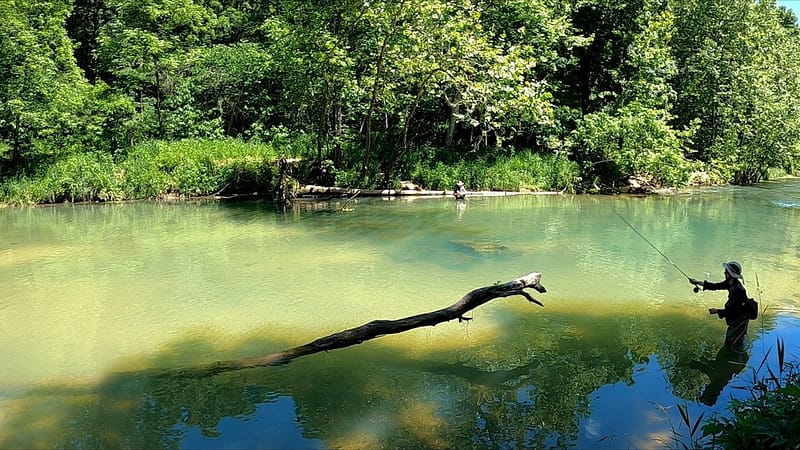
[2,0,800,203]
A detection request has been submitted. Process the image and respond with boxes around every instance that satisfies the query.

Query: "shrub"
[570,103,695,189]
[409,152,579,192]
[29,152,122,203]
[118,138,278,198]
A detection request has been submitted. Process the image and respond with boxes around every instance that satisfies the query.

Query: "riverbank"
[0,138,586,207]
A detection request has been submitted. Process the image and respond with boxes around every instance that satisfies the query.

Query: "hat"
[456,180,464,186]
[723,261,743,279]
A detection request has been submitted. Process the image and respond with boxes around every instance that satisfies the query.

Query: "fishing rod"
[612,208,699,293]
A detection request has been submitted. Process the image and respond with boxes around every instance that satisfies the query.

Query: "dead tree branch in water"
[172,272,546,378]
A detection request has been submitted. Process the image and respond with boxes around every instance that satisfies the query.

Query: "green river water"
[1,179,799,449]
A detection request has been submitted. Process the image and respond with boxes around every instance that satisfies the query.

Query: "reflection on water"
[0,179,798,448]
[690,345,749,406]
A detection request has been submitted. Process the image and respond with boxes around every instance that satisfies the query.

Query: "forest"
[2,0,800,204]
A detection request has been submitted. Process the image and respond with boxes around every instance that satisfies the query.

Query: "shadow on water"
[0,308,784,450]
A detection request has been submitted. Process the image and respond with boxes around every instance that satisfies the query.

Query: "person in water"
[453,180,467,200]
[689,261,753,349]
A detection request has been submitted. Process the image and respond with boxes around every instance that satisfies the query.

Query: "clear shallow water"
[0,178,798,449]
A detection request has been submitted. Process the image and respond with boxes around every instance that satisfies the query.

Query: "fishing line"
[612,208,698,292]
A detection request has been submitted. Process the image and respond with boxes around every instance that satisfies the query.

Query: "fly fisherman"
[689,261,755,350]
[453,180,467,200]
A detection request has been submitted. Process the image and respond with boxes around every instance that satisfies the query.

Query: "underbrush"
[0,139,279,205]
[117,139,277,199]
[0,152,120,204]
[408,152,580,192]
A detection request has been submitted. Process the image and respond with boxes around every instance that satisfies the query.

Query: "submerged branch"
[172,272,546,378]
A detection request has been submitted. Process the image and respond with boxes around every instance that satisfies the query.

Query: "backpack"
[746,298,758,320]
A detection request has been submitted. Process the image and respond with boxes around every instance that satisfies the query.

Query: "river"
[1,178,798,449]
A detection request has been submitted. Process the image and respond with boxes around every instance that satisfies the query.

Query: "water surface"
[1,179,798,448]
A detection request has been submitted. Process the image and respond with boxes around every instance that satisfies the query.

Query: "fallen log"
[173,272,546,378]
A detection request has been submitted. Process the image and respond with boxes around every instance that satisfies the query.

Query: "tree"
[350,0,571,181]
[261,1,363,171]
[568,0,693,188]
[174,44,274,138]
[670,0,800,183]
[0,0,95,175]
[95,0,215,143]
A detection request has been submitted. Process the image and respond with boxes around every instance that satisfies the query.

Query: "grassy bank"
[0,139,279,206]
[0,139,581,206]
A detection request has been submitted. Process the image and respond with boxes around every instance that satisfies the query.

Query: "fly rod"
[612,208,699,293]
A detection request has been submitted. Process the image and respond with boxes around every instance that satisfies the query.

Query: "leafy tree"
[169,44,275,139]
[0,0,96,175]
[568,0,694,188]
[349,0,572,182]
[261,1,362,172]
[95,0,216,142]
[670,0,800,183]
[4,0,800,201]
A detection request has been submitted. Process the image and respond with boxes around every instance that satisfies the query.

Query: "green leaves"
[569,102,695,188]
[0,0,93,175]
[671,0,800,183]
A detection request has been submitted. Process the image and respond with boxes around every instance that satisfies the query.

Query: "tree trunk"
[171,272,547,378]
[273,157,298,212]
[316,73,330,169]
[154,60,164,139]
[362,1,405,175]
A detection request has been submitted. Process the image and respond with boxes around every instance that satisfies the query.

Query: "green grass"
[0,152,121,205]
[0,138,280,205]
[118,139,278,198]
[409,151,580,192]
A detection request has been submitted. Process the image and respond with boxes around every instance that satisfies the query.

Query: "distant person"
[689,261,757,349]
[454,181,467,200]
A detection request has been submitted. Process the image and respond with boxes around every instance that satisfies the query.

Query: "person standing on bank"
[689,261,754,349]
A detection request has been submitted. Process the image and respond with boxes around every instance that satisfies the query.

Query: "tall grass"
[118,139,278,198]
[409,152,580,192]
[652,401,705,449]
[0,152,121,205]
[1,141,578,205]
[0,139,279,205]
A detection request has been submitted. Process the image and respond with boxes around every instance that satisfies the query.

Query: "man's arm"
[689,278,727,291]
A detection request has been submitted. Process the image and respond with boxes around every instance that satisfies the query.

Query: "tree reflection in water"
[0,307,760,449]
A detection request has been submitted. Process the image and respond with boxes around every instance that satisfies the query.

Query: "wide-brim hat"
[723,261,743,279]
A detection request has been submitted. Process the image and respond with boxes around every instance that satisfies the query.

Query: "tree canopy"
[2,0,799,200]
